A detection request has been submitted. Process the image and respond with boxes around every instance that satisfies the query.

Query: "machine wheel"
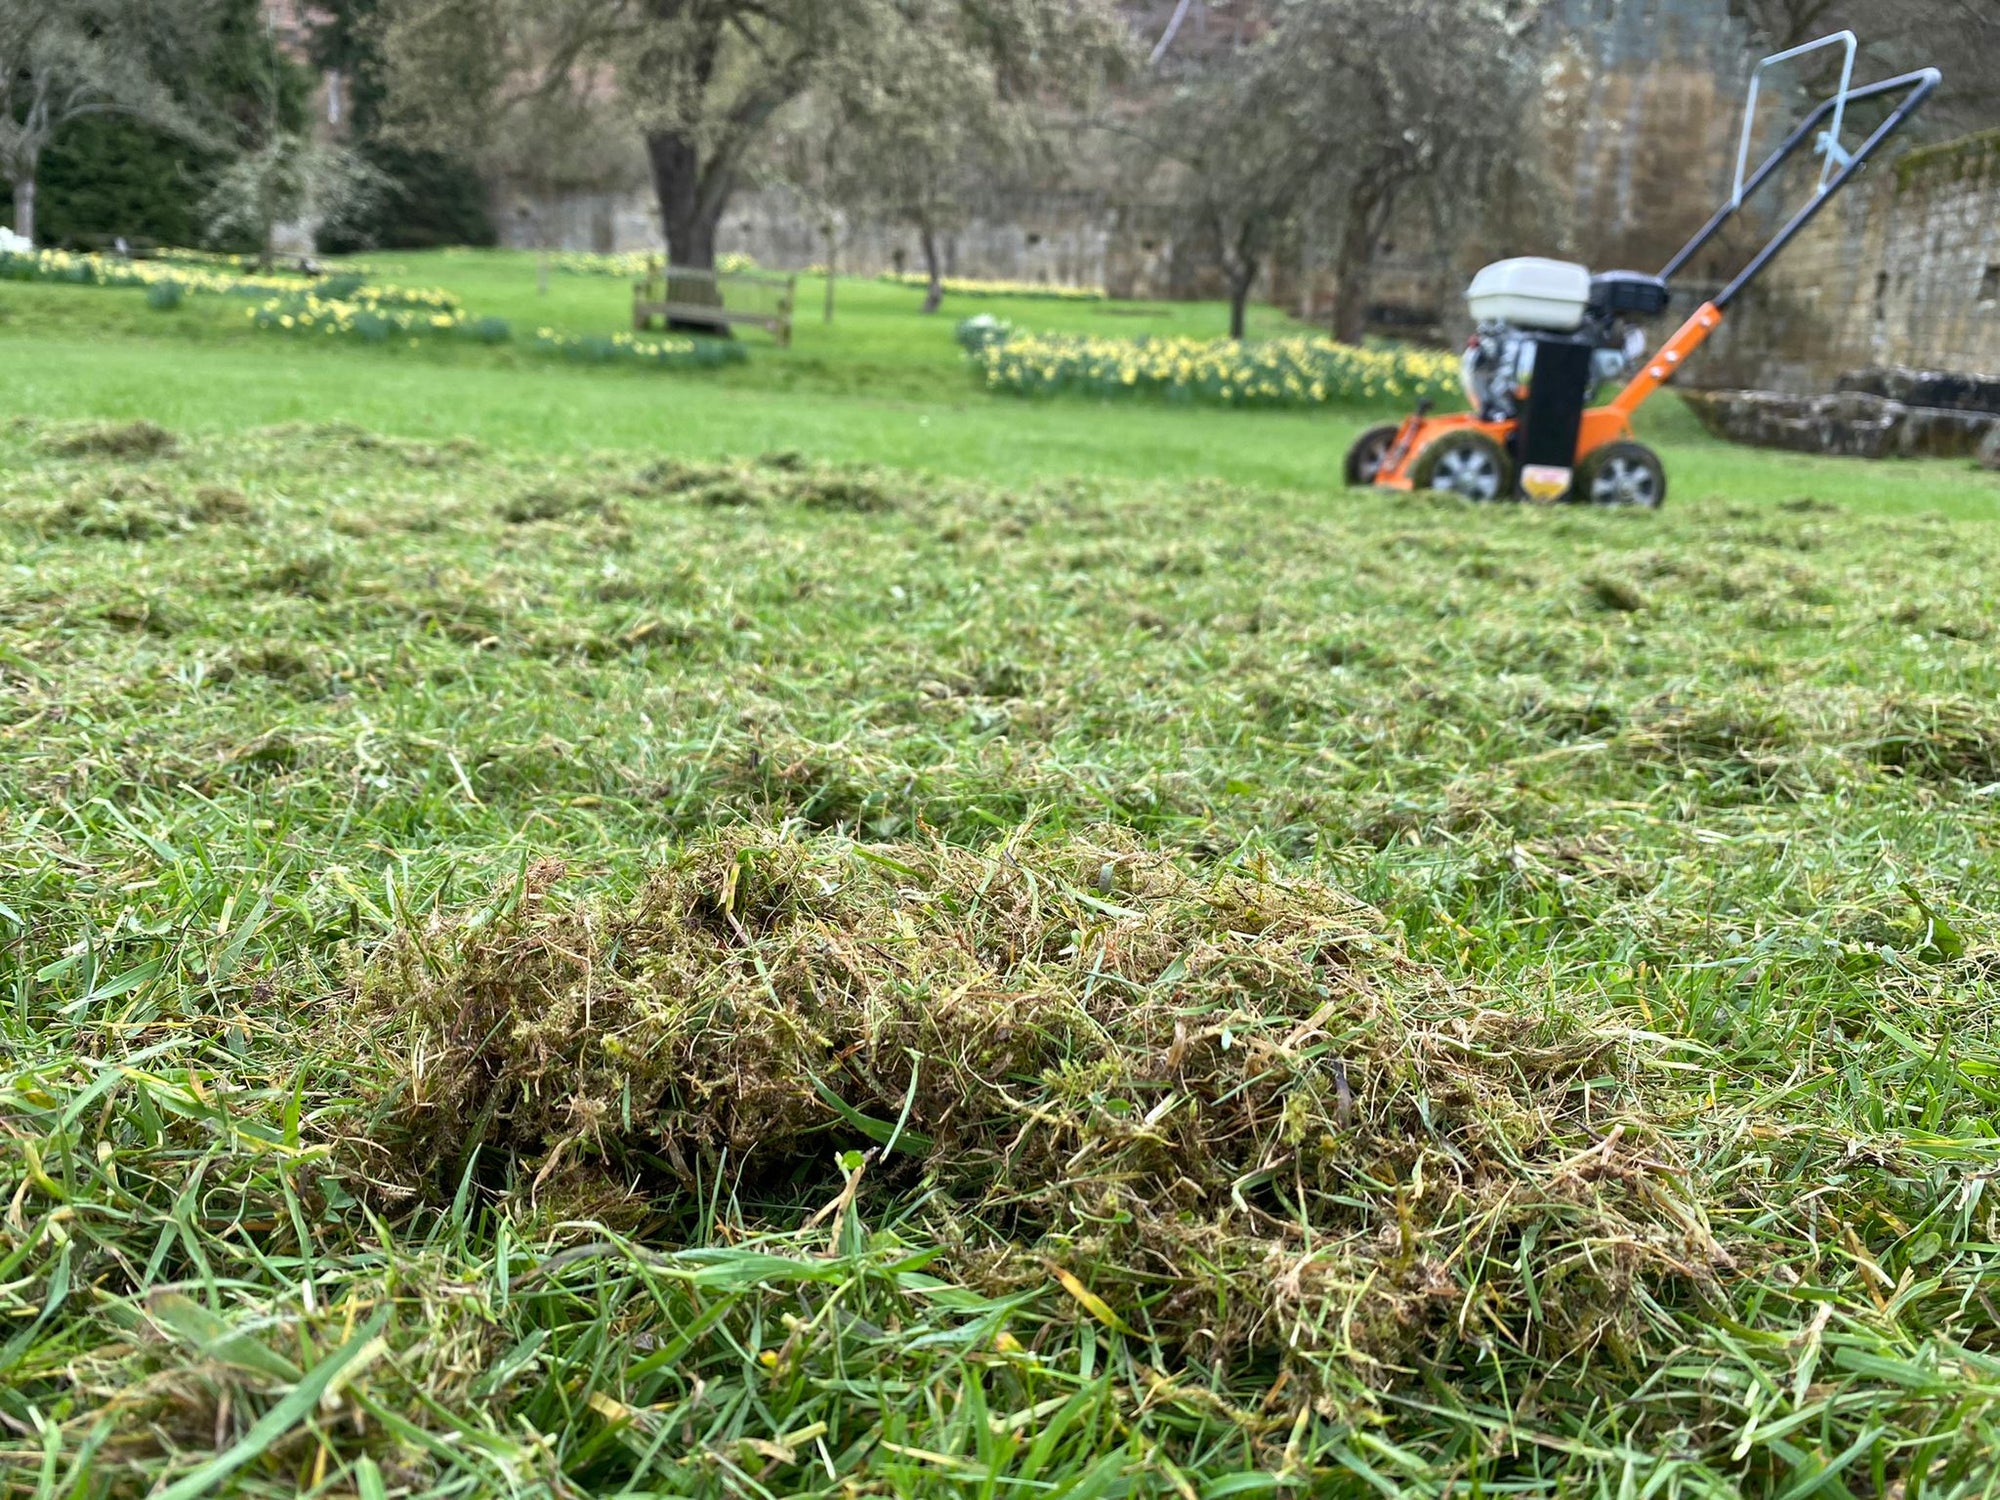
[1576,441,1667,508]
[1344,424,1401,487]
[1411,431,1514,503]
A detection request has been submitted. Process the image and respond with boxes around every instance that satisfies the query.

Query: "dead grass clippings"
[344,829,1734,1395]
[38,419,180,461]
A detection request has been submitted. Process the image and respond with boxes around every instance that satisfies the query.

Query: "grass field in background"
[3,252,1999,516]
[3,261,2000,1497]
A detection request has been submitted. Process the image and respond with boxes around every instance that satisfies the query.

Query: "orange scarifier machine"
[1346,35,1939,509]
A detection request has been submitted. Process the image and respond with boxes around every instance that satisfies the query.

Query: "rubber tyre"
[1576,441,1667,509]
[1344,424,1401,487]
[1410,430,1514,503]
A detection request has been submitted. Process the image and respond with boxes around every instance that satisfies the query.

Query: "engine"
[1458,260,1671,422]
[1460,322,1649,422]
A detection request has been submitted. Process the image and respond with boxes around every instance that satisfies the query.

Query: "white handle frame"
[1733,30,1858,208]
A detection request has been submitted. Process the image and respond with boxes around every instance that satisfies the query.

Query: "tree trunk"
[647,129,735,334]
[647,131,724,270]
[12,174,33,244]
[1216,212,1262,341]
[1216,274,1248,340]
[919,224,944,314]
[1330,199,1378,346]
[538,201,551,296]
[822,217,837,325]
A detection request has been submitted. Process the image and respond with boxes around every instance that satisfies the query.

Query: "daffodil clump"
[557,251,759,277]
[248,284,478,344]
[250,289,745,370]
[155,248,315,276]
[554,251,657,279]
[0,247,320,298]
[972,329,1460,409]
[530,327,748,369]
[882,271,1106,302]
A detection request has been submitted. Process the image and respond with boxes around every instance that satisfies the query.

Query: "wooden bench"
[633,262,796,347]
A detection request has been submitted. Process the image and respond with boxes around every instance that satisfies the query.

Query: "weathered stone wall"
[1697,131,2000,392]
[492,184,1146,291]
[721,188,1123,291]
[1538,0,1754,273]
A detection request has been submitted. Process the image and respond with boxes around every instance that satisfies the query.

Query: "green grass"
[3,250,1997,516]
[4,265,2000,1497]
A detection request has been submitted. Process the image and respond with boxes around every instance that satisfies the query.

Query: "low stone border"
[1681,388,1999,462]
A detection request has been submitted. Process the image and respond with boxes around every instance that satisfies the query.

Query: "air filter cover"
[1466,258,1591,332]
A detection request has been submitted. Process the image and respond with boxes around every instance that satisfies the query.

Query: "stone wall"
[1696,131,2000,392]
[1538,0,1755,274]
[492,184,1153,291]
[723,189,1123,292]
[492,192,662,259]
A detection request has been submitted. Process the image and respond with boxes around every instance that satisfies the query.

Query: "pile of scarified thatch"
[12,476,256,540]
[349,831,1732,1384]
[36,418,180,461]
[626,452,941,512]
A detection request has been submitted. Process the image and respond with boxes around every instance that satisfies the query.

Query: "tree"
[201,132,385,265]
[375,0,1123,271]
[1292,1,1538,345]
[1143,0,1536,342]
[759,94,854,323]
[1149,51,1327,340]
[307,0,495,251]
[38,0,306,250]
[494,82,644,293]
[812,3,1085,314]
[0,0,215,244]
[1729,0,2000,132]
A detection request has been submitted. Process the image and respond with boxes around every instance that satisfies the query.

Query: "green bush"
[38,117,212,249]
[307,2,496,252]
[145,281,185,312]
[37,0,306,251]
[318,144,497,253]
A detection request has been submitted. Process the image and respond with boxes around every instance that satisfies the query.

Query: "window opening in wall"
[1981,265,2000,305]
[1873,270,1889,321]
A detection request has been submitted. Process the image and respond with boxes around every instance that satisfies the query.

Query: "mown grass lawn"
[3,266,2000,1498]
[3,250,1998,516]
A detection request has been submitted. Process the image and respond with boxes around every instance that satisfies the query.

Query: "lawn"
[3,262,2000,1497]
[2,249,1998,514]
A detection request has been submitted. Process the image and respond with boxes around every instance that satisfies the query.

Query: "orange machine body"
[1369,302,1724,492]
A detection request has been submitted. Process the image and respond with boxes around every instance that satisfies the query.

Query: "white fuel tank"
[1466,258,1591,332]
